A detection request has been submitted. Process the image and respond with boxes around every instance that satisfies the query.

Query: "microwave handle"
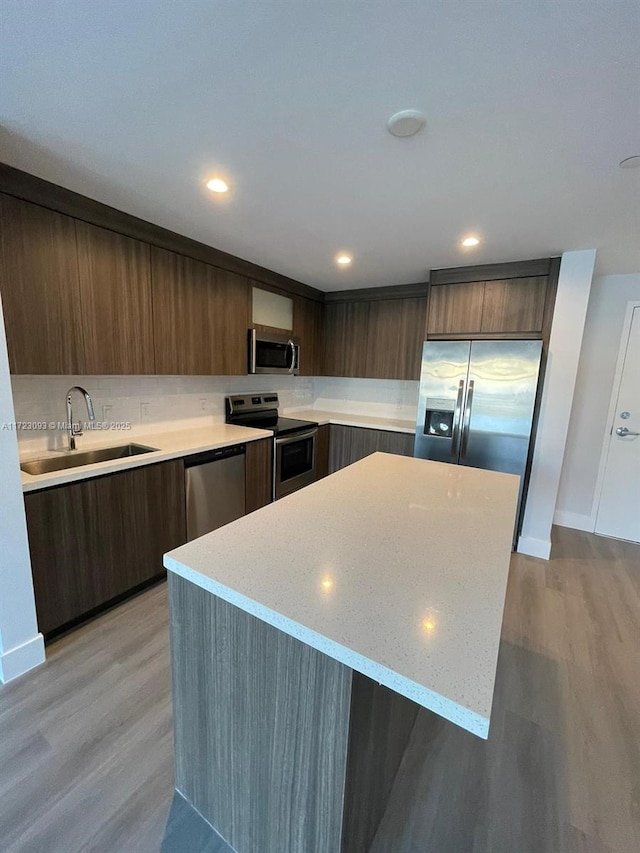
[248,328,257,374]
[287,339,296,374]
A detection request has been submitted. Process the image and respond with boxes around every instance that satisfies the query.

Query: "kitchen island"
[164,452,519,853]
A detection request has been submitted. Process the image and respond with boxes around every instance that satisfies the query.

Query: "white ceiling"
[1,1,639,290]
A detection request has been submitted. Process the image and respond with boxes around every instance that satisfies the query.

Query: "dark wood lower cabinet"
[315,424,330,480]
[24,460,186,638]
[245,439,273,513]
[329,425,414,474]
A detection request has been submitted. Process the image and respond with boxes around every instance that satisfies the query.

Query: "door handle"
[615,426,640,437]
[451,380,465,458]
[460,379,475,460]
[287,340,296,374]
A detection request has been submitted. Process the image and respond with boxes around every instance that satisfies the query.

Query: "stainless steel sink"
[20,444,159,476]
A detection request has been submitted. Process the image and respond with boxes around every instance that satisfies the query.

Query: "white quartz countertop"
[286,408,416,434]
[20,424,272,492]
[165,452,519,739]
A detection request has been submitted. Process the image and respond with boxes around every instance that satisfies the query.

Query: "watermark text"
[1,421,132,431]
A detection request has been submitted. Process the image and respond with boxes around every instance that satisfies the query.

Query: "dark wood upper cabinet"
[151,248,249,375]
[481,276,547,333]
[211,268,250,375]
[365,297,427,380]
[151,248,216,375]
[427,259,558,342]
[427,278,551,338]
[293,296,323,376]
[24,460,186,638]
[76,221,155,374]
[322,294,426,380]
[0,170,560,377]
[0,194,85,374]
[323,301,371,377]
[426,282,485,336]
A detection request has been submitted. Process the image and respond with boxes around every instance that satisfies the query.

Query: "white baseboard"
[516,536,551,560]
[0,633,45,683]
[553,509,595,532]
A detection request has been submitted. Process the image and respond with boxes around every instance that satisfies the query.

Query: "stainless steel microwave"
[248,329,300,375]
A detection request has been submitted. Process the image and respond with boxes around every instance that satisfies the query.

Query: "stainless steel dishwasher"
[184,444,246,541]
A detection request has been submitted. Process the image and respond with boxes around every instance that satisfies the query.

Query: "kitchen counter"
[20,407,416,492]
[20,423,272,492]
[286,407,416,434]
[166,452,518,738]
[165,452,519,852]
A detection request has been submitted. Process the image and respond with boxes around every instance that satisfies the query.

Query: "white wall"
[555,273,640,530]
[0,295,45,683]
[518,250,596,560]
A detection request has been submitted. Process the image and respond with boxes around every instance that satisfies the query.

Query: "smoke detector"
[387,109,426,138]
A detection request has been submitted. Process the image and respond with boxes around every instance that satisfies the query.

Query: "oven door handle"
[275,429,318,446]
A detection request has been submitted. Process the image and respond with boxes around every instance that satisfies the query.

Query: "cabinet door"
[76,221,155,374]
[427,282,485,336]
[481,277,547,334]
[212,268,250,375]
[151,249,249,375]
[151,248,216,374]
[323,302,370,377]
[24,476,95,635]
[328,425,414,473]
[93,461,186,597]
[24,461,186,637]
[293,296,323,376]
[366,297,427,380]
[0,194,85,373]
[315,424,330,479]
[246,439,273,513]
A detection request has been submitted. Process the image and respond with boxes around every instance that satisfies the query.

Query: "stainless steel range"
[226,393,318,500]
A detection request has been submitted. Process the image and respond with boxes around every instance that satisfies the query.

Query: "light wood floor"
[0,527,638,852]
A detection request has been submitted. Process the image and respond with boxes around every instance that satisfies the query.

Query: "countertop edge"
[285,409,416,435]
[164,553,490,739]
[20,426,273,493]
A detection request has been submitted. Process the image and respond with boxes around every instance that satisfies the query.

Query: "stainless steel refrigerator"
[414,339,543,536]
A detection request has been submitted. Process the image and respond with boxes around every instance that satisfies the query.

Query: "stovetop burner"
[225,393,317,436]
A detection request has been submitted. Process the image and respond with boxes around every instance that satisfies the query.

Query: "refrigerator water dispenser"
[424,409,454,437]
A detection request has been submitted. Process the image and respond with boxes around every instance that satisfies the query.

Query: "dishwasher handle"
[184,443,246,468]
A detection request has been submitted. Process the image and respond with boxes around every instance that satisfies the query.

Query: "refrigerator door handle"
[460,379,475,459]
[451,379,465,458]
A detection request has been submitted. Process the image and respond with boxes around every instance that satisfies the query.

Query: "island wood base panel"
[169,573,436,853]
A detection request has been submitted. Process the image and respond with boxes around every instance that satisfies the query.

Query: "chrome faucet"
[66,386,95,451]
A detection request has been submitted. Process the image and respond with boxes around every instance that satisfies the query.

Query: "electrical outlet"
[102,405,113,421]
[140,401,150,420]
[200,398,208,412]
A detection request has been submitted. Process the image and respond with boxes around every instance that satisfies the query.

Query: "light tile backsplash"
[11,375,313,455]
[311,377,419,422]
[10,374,418,456]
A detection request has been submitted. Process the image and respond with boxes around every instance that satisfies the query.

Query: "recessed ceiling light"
[335,254,352,266]
[387,109,426,138]
[206,177,229,193]
[461,235,481,248]
[619,155,640,169]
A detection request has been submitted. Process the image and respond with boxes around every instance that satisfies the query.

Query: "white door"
[595,306,640,542]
